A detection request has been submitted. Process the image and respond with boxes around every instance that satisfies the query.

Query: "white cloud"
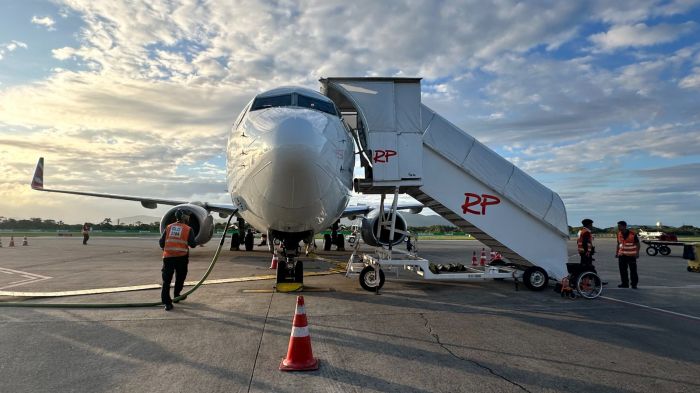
[679,67,700,88]
[6,41,28,51]
[51,46,75,60]
[0,40,28,61]
[590,22,696,52]
[31,15,56,30]
[590,0,699,24]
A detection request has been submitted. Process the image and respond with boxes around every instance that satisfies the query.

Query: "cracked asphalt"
[1,237,699,392]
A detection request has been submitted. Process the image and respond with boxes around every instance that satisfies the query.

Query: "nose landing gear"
[275,238,305,292]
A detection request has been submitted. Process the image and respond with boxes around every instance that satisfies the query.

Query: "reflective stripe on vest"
[163,223,191,258]
[577,227,593,253]
[617,231,638,257]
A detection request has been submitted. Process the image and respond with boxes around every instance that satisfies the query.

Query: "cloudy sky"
[0,0,699,228]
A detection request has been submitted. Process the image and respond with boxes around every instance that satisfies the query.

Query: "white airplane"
[31,86,421,287]
[638,229,664,240]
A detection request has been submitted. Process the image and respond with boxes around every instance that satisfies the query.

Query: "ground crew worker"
[577,219,595,267]
[616,220,640,289]
[82,223,90,245]
[159,210,197,310]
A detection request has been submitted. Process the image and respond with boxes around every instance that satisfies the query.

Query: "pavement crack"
[247,290,273,393]
[419,313,531,393]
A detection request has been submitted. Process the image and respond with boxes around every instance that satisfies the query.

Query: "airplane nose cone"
[251,114,333,210]
[271,116,327,150]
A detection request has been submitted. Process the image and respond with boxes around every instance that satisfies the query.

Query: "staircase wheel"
[523,266,549,291]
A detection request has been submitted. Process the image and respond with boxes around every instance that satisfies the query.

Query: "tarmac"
[1,236,699,392]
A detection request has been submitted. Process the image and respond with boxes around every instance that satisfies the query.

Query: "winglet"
[31,157,44,190]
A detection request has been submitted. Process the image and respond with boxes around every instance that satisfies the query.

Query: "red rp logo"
[461,193,501,215]
[373,149,397,163]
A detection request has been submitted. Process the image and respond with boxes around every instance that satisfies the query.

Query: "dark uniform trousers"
[618,256,638,287]
[162,256,189,305]
[579,254,594,267]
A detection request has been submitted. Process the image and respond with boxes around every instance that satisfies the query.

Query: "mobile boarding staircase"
[320,77,570,292]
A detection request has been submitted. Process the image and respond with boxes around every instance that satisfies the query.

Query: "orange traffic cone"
[280,296,319,371]
[480,248,487,266]
[471,250,478,266]
[22,236,28,246]
[9,236,15,247]
[269,255,278,270]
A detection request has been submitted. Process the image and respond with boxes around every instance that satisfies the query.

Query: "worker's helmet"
[174,209,189,221]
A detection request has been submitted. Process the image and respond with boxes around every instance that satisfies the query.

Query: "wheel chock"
[276,282,304,292]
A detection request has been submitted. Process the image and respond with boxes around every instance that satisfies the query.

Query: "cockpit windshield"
[249,92,338,116]
[250,94,292,111]
[297,94,338,116]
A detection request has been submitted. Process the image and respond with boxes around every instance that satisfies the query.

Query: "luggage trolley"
[642,240,686,256]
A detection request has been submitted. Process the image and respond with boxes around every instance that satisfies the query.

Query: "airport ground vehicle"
[344,199,552,293]
[684,244,699,272]
[643,240,687,256]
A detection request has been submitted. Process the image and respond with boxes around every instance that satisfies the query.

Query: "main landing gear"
[323,220,345,251]
[229,217,255,252]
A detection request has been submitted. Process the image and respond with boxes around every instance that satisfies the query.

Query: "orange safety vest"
[163,222,191,258]
[617,230,638,257]
[577,227,593,254]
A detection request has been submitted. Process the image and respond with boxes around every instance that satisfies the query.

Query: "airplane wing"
[341,204,423,218]
[30,157,238,215]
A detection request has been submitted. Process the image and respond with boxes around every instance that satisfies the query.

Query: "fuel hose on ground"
[0,214,235,308]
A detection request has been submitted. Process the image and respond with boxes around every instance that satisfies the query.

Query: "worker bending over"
[159,209,197,310]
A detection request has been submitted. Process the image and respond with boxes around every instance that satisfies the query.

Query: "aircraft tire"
[359,266,385,292]
[523,266,548,291]
[230,233,240,250]
[323,234,332,251]
[336,234,345,251]
[244,233,254,251]
[646,246,658,256]
[294,260,304,283]
[276,260,286,283]
[659,245,671,256]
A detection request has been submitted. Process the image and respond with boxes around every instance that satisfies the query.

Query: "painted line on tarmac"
[0,269,344,298]
[601,296,700,321]
[0,267,52,290]
[605,285,700,290]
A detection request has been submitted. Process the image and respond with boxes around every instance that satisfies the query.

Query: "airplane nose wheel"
[359,265,385,292]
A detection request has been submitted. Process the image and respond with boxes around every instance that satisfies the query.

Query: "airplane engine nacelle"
[361,209,407,247]
[160,203,214,245]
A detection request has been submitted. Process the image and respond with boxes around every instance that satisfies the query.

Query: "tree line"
[0,217,241,232]
[569,224,700,236]
[0,217,158,231]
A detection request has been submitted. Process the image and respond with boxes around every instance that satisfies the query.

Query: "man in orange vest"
[159,209,197,310]
[577,218,595,267]
[616,220,640,289]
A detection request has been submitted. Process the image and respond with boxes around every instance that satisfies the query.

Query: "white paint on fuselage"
[226,89,354,235]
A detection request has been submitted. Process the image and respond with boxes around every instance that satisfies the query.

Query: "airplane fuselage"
[226,87,354,239]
